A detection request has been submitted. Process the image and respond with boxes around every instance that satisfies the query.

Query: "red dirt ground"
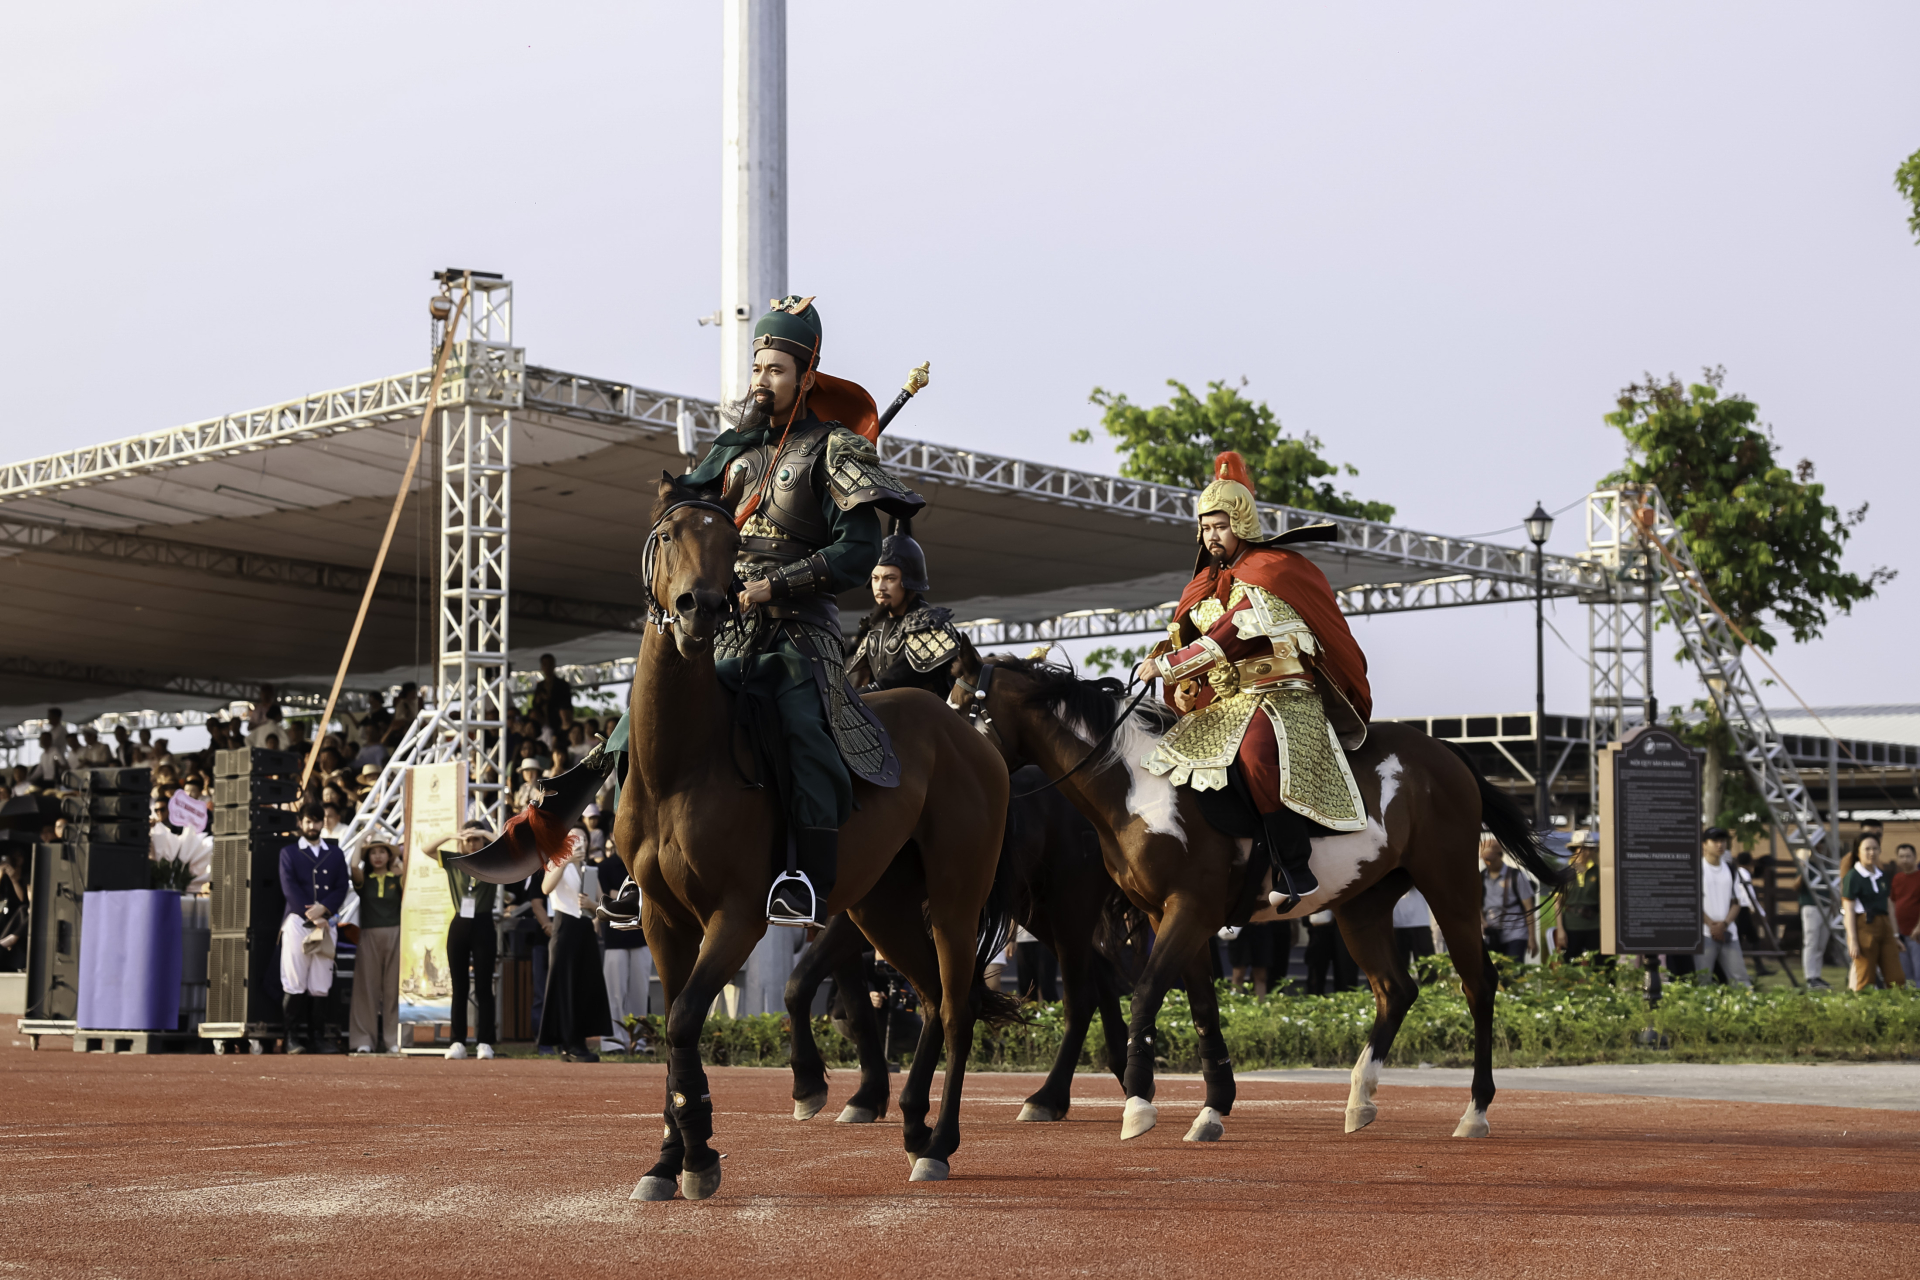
[5,1040,1916,1279]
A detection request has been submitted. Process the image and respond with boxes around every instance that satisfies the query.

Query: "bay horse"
[952,650,1564,1144]
[784,769,1153,1126]
[613,475,1014,1198]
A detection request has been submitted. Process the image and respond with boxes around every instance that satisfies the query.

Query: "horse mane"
[987,655,1176,743]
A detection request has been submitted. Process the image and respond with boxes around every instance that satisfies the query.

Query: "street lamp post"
[1525,502,1555,830]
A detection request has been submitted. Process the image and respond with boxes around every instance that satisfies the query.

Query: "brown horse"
[615,475,1013,1198]
[952,650,1564,1143]
[783,769,1152,1127]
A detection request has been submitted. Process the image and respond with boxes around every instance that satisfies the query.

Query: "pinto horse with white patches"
[951,651,1565,1144]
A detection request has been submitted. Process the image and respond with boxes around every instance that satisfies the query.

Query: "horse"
[784,769,1153,1127]
[612,474,1016,1198]
[951,650,1564,1144]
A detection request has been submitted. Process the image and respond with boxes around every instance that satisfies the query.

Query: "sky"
[2,1,1915,723]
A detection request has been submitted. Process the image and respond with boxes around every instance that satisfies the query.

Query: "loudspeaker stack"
[30,768,151,1019]
[206,748,299,1028]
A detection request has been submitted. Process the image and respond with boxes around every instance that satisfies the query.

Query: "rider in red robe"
[1138,452,1371,908]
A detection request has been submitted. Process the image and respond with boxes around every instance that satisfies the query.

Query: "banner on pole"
[398,761,465,1022]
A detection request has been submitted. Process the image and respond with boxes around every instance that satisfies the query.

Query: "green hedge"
[633,956,1920,1071]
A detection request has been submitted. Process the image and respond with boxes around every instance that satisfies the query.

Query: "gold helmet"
[1196,451,1262,543]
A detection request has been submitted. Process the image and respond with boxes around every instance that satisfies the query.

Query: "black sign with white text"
[1611,726,1702,954]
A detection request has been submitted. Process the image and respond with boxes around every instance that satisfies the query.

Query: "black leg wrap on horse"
[1200,1052,1236,1115]
[1122,1031,1157,1101]
[667,1048,713,1147]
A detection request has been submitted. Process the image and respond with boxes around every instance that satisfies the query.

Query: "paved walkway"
[1239,1062,1920,1110]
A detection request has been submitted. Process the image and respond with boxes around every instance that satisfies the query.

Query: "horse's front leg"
[1120,893,1218,1141]
[783,914,863,1120]
[1183,950,1234,1142]
[642,906,764,1202]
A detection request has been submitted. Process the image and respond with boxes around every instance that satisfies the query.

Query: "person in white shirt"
[536,828,613,1062]
[1699,827,1752,988]
[44,709,70,756]
[1392,884,1437,972]
[76,729,114,767]
[321,803,351,845]
[247,709,287,749]
[27,733,67,787]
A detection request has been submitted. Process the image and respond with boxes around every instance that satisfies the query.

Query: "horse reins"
[959,662,1155,800]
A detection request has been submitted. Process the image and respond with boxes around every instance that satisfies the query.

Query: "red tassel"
[1214,450,1255,492]
[498,805,573,870]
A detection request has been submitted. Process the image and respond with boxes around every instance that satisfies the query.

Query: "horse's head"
[950,645,1170,777]
[647,472,738,658]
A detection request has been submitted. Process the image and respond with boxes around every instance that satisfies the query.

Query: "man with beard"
[1134,451,1372,909]
[847,518,965,698]
[589,297,923,929]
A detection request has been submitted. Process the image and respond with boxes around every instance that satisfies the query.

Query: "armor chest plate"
[724,427,832,549]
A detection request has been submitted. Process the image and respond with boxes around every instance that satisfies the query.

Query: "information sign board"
[1600,725,1702,955]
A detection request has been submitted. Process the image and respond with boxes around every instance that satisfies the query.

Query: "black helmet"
[876,516,930,594]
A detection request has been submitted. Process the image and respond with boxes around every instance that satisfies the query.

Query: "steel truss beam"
[0,655,334,707]
[0,516,640,632]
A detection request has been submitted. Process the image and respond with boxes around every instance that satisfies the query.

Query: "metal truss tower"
[1585,485,1833,905]
[435,273,523,830]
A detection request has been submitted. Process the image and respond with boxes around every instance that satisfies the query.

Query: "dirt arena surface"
[5,1042,1916,1279]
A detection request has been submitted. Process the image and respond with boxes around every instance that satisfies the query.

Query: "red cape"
[1177,546,1372,722]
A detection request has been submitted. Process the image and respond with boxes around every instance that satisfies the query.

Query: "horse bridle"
[956,660,1155,800]
[641,498,740,635]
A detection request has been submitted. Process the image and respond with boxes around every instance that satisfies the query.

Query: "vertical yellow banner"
[398,761,466,1024]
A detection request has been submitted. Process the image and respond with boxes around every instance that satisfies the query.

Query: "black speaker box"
[215,748,300,779]
[210,836,288,934]
[78,821,148,846]
[64,842,149,891]
[212,806,298,838]
[27,844,82,1020]
[87,768,150,794]
[214,776,301,807]
[87,793,147,819]
[208,930,285,1027]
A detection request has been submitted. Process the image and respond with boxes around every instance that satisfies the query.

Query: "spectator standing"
[27,732,66,788]
[1699,828,1752,988]
[321,803,350,844]
[349,841,404,1054]
[538,829,611,1061]
[277,804,348,1054]
[1227,920,1280,996]
[1480,833,1535,964]
[392,682,423,728]
[247,707,287,749]
[133,727,154,764]
[1392,884,1436,974]
[512,758,545,809]
[76,729,113,767]
[443,822,499,1060]
[527,653,572,739]
[1554,831,1602,958]
[0,851,29,972]
[352,724,387,771]
[1891,843,1920,986]
[1303,909,1358,994]
[44,708,70,756]
[1841,835,1906,990]
[601,880,650,1050]
[504,872,553,1046]
[1796,848,1838,990]
[110,725,135,766]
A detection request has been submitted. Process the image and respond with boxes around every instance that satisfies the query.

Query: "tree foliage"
[1071,378,1395,522]
[1601,369,1893,656]
[1897,146,1920,244]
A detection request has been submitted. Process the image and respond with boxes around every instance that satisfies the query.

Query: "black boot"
[768,828,837,927]
[283,994,310,1055]
[596,877,641,930]
[1260,808,1320,910]
[309,996,339,1054]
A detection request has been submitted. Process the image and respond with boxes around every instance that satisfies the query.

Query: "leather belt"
[1209,646,1311,698]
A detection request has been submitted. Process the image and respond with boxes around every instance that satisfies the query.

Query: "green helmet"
[752,295,822,371]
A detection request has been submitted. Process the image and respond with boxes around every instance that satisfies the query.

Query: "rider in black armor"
[847,518,966,699]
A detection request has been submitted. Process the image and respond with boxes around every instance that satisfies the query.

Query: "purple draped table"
[77,890,184,1031]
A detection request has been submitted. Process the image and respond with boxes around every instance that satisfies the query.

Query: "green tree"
[1601,369,1892,656]
[1084,643,1151,676]
[1070,378,1395,522]
[1897,146,1920,243]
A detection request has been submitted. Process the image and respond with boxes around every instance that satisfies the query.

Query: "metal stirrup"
[765,869,820,928]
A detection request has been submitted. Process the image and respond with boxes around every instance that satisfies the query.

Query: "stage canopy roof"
[0,363,1607,727]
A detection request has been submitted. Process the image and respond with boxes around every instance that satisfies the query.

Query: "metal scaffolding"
[435,275,521,830]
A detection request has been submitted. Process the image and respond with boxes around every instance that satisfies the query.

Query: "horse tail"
[1438,739,1569,894]
[970,837,1028,1028]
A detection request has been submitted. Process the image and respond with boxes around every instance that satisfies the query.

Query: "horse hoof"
[835,1104,879,1124]
[908,1158,950,1182]
[793,1090,830,1121]
[679,1161,722,1201]
[1345,1104,1378,1134]
[1120,1096,1158,1141]
[1183,1106,1224,1143]
[630,1175,677,1202]
[1017,1102,1062,1123]
[1452,1107,1490,1139]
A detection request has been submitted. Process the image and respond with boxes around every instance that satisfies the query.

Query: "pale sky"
[2,2,1915,722]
